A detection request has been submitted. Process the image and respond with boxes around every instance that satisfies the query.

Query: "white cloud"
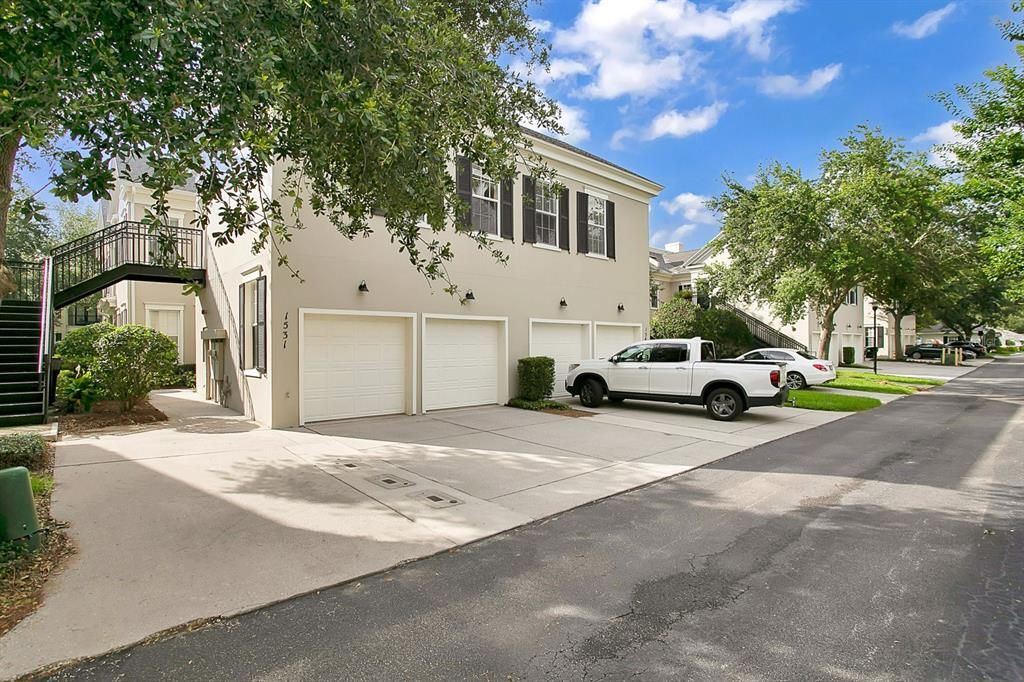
[612,101,727,147]
[649,223,698,247]
[661,192,717,224]
[912,119,961,166]
[555,0,798,100]
[531,18,553,33]
[523,101,591,145]
[757,63,842,98]
[646,101,728,140]
[893,3,956,39]
[509,58,589,86]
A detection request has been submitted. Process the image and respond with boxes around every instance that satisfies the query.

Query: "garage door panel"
[423,318,501,411]
[531,322,590,397]
[595,324,641,360]
[302,314,409,422]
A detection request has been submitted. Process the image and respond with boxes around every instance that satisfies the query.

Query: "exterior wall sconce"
[465,290,475,301]
[560,298,567,307]
[617,303,625,312]
[358,280,369,292]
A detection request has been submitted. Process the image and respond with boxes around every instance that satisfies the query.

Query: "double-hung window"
[845,288,859,305]
[239,275,267,374]
[535,182,559,247]
[587,195,607,255]
[471,165,499,236]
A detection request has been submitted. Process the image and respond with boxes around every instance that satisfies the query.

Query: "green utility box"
[0,466,42,551]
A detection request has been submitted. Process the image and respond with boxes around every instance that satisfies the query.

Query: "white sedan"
[735,348,836,390]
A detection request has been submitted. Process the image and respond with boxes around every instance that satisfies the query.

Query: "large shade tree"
[708,127,948,360]
[939,3,1024,303]
[1,0,559,296]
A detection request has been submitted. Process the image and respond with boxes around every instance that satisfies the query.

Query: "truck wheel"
[706,387,742,421]
[786,371,806,390]
[579,378,604,408]
[912,351,922,359]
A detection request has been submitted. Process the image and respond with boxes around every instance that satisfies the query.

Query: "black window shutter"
[607,200,616,259]
[522,175,536,244]
[255,276,267,373]
[500,178,514,240]
[558,187,570,251]
[576,192,589,254]
[238,283,246,368]
[455,156,472,230]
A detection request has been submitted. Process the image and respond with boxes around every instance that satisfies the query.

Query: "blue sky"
[520,0,1017,251]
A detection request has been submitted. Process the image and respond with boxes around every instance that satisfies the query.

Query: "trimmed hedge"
[842,346,855,365]
[0,434,46,471]
[517,356,555,400]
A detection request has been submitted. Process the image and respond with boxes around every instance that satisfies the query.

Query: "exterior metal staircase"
[717,301,809,352]
[0,220,205,426]
[0,262,51,426]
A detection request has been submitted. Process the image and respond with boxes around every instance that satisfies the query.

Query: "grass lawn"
[789,389,881,412]
[826,370,944,395]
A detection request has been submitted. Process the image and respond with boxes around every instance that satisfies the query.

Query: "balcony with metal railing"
[50,220,205,308]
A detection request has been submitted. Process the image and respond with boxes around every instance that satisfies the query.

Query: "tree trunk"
[0,132,21,298]
[817,305,838,361]
[892,311,905,361]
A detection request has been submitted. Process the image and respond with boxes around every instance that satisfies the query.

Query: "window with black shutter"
[606,200,616,259]
[577,192,589,254]
[238,275,267,374]
[558,187,569,251]
[522,175,536,244]
[455,156,472,230]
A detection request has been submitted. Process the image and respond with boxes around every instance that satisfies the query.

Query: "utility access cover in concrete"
[409,490,463,508]
[368,474,415,489]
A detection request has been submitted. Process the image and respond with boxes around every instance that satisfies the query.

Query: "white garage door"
[595,324,641,360]
[302,314,408,422]
[423,318,501,411]
[531,322,590,397]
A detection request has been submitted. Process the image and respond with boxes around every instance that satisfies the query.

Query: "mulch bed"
[542,407,594,418]
[0,443,75,638]
[59,399,168,435]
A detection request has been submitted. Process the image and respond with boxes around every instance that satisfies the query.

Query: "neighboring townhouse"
[649,239,867,365]
[862,297,917,359]
[196,131,663,428]
[96,159,200,365]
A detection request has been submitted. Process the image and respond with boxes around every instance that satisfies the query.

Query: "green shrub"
[93,325,179,412]
[650,297,755,357]
[508,398,568,411]
[56,369,103,413]
[54,322,115,372]
[842,346,855,365]
[517,356,555,400]
[1007,339,1017,347]
[0,434,46,471]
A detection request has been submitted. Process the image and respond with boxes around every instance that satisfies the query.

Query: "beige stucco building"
[196,132,663,428]
[97,160,200,365]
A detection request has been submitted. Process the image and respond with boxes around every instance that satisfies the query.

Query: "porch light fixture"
[617,303,625,312]
[358,280,369,292]
[465,290,475,301]
[560,298,568,307]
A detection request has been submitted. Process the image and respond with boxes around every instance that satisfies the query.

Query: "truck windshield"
[701,341,716,360]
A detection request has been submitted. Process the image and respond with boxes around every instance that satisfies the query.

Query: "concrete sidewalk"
[0,391,849,679]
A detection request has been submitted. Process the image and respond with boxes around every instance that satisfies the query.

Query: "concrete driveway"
[0,391,847,679]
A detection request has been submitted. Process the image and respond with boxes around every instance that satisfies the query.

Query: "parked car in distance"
[735,348,836,390]
[906,344,976,360]
[944,340,986,357]
[565,338,789,421]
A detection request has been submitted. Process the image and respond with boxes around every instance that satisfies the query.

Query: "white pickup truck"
[565,338,789,421]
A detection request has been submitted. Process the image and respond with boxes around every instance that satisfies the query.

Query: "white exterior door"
[595,323,642,360]
[301,314,409,422]
[530,321,591,397]
[423,318,501,411]
[145,305,184,363]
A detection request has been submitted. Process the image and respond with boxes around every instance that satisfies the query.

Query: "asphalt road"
[47,358,1024,681]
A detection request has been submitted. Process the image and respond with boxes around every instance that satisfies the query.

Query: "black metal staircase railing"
[3,260,44,302]
[51,220,205,308]
[717,301,809,352]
